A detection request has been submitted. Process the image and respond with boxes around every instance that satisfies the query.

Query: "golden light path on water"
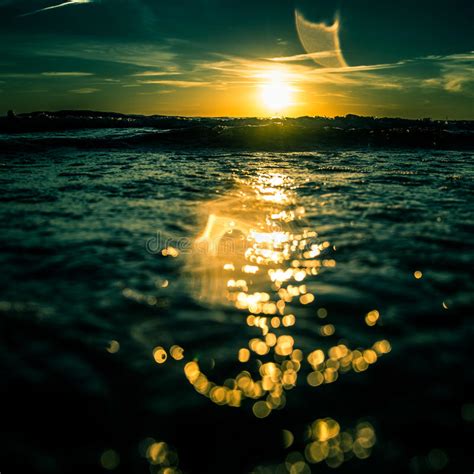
[149,171,391,472]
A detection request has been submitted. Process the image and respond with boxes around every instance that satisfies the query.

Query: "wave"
[1,112,473,151]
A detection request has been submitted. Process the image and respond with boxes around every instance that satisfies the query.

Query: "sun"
[260,71,294,114]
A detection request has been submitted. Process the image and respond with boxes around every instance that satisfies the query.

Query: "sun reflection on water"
[151,171,391,471]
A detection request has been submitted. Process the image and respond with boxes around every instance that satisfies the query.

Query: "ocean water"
[0,131,472,473]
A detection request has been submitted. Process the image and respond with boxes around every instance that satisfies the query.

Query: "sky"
[0,0,472,118]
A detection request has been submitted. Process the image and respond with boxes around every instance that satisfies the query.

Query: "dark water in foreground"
[0,132,473,473]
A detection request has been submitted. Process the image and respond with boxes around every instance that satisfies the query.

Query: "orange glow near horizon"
[132,64,311,118]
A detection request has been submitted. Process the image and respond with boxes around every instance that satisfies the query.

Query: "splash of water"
[295,9,349,69]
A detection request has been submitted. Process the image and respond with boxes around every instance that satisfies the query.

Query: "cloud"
[194,49,474,97]
[419,51,474,94]
[69,87,99,93]
[268,54,404,73]
[132,71,181,77]
[194,53,404,90]
[444,77,464,92]
[137,89,175,95]
[36,40,177,69]
[138,80,211,88]
[19,0,94,17]
[439,53,473,93]
[0,71,94,78]
[268,51,344,63]
[42,71,94,76]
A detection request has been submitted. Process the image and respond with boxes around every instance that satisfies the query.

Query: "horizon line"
[3,109,473,122]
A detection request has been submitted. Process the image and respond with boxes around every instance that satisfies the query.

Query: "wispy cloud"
[194,50,474,96]
[132,71,181,77]
[19,0,94,17]
[0,71,94,78]
[138,79,211,88]
[37,40,177,69]
[268,51,344,62]
[420,51,474,94]
[42,71,94,77]
[437,52,473,94]
[444,75,466,92]
[69,87,99,94]
[268,54,404,73]
[194,53,402,90]
[138,89,176,95]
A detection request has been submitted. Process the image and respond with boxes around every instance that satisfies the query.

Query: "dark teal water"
[0,134,472,473]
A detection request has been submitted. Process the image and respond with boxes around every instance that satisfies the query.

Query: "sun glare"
[260,71,294,115]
